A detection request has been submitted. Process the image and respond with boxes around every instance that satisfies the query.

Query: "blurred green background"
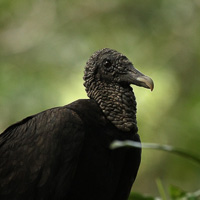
[0,0,199,197]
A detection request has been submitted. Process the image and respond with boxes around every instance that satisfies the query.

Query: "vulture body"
[0,48,154,200]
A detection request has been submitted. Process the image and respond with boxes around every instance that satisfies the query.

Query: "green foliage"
[129,192,155,200]
[129,186,200,200]
[0,0,200,196]
[169,185,200,200]
[111,141,200,199]
[170,185,187,199]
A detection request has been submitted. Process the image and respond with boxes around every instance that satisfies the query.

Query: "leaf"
[128,192,156,200]
[170,185,200,200]
[169,185,187,199]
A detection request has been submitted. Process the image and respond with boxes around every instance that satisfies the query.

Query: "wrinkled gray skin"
[84,48,154,132]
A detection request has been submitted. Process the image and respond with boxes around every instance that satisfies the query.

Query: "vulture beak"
[122,66,154,91]
[136,75,154,91]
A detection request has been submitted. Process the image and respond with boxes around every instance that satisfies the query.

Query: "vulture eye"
[103,59,112,68]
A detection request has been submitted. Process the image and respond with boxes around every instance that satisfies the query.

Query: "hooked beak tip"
[136,76,154,91]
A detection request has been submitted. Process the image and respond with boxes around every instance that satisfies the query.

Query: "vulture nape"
[0,48,154,200]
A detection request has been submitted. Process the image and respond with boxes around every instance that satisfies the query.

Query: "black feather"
[0,48,153,200]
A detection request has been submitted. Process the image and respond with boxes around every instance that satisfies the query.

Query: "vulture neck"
[88,81,138,132]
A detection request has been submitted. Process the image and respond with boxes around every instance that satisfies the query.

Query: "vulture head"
[84,48,154,132]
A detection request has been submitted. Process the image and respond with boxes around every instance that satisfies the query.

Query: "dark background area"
[0,0,199,197]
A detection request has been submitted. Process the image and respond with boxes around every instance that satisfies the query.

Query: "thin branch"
[156,179,168,200]
[110,140,200,165]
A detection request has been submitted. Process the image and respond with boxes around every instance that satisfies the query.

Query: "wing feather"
[0,106,85,199]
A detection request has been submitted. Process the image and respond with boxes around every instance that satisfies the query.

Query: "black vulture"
[0,48,154,200]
